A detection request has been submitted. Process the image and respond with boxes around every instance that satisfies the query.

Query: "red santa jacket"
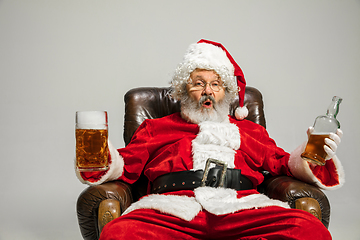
[77,112,344,221]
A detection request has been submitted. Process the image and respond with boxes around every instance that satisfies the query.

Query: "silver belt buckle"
[200,158,228,188]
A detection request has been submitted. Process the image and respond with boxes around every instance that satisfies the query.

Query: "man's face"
[186,69,225,111]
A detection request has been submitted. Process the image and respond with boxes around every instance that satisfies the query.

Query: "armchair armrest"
[262,176,330,228]
[77,176,331,240]
[77,181,133,240]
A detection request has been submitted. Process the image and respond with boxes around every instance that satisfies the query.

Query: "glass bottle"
[301,96,342,165]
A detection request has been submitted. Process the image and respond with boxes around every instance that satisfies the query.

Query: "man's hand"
[307,127,343,160]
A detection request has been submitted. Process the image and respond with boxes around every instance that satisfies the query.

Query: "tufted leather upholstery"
[77,86,330,240]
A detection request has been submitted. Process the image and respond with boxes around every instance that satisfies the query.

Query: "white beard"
[180,94,232,124]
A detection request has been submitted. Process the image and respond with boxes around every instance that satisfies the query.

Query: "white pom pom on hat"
[235,105,249,120]
[197,39,248,120]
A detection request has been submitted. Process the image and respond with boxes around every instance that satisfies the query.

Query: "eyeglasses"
[188,79,223,92]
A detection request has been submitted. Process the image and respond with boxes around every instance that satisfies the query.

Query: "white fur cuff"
[288,142,345,190]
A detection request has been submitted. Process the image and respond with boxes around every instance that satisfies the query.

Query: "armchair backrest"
[123,86,266,146]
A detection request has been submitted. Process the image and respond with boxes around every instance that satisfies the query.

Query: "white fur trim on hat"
[184,42,234,75]
[171,42,238,100]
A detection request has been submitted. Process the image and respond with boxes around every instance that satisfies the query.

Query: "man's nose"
[202,84,213,95]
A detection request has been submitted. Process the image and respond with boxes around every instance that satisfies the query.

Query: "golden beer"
[301,133,330,166]
[76,128,108,171]
[75,111,109,171]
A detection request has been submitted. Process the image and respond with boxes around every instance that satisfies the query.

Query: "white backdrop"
[0,1,359,239]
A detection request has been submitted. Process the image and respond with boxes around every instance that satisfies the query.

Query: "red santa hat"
[172,39,248,120]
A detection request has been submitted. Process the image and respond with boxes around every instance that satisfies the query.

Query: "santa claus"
[76,39,344,239]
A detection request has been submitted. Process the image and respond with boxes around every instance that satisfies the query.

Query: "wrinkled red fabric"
[310,159,339,187]
[99,207,331,240]
[116,113,292,189]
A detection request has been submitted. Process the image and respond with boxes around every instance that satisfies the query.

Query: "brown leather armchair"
[76,86,330,240]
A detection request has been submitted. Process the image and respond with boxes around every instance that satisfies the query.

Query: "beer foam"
[311,132,330,135]
[76,111,107,129]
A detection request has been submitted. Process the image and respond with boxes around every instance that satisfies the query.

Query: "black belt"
[152,159,253,194]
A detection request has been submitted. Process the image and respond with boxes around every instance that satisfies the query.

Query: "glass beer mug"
[301,96,342,166]
[76,111,109,172]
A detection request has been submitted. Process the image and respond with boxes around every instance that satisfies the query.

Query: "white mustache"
[199,95,216,108]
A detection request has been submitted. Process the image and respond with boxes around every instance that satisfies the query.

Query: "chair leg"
[98,199,121,232]
[295,197,322,222]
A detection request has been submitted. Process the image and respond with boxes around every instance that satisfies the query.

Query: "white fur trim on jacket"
[75,140,124,186]
[192,121,240,170]
[194,187,290,215]
[122,187,290,221]
[288,142,345,190]
[122,194,202,221]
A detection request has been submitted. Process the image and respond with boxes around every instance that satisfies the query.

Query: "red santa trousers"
[99,206,331,240]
